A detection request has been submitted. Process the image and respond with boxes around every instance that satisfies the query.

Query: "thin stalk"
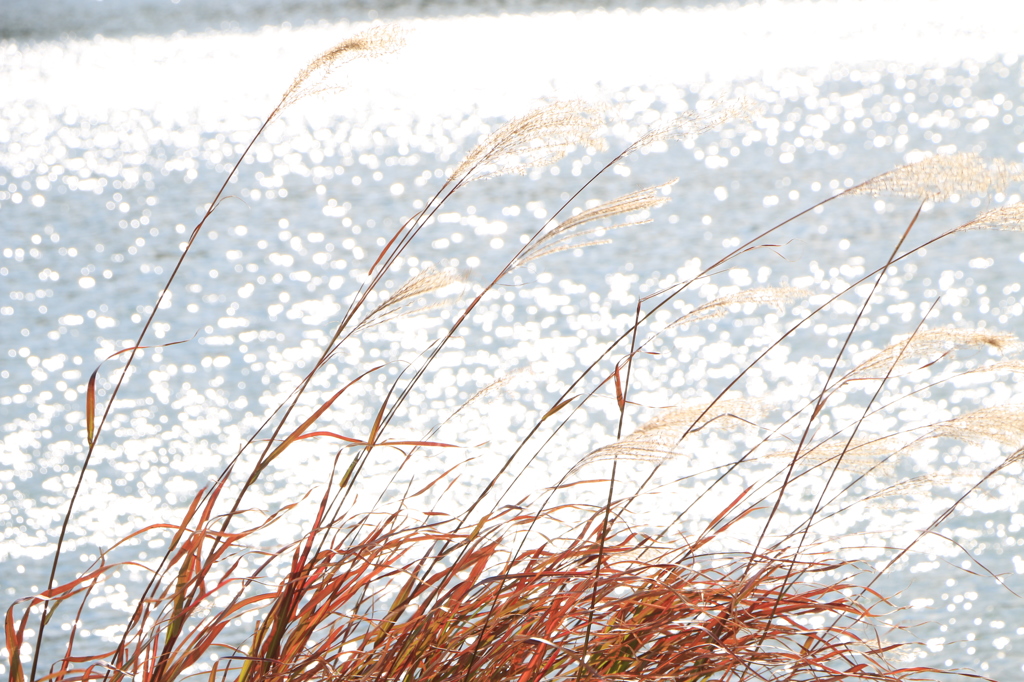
[36,110,279,682]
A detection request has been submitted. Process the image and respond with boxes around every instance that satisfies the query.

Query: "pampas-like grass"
[668,286,810,329]
[846,151,1024,201]
[575,397,764,468]
[514,180,676,268]
[846,326,1021,381]
[278,24,406,115]
[955,200,1024,232]
[450,100,606,183]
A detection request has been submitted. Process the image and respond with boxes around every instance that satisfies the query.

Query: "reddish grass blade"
[248,365,382,481]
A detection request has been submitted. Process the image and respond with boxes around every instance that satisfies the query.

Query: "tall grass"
[6,23,1024,682]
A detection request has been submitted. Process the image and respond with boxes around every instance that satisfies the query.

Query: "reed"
[6,23,1024,682]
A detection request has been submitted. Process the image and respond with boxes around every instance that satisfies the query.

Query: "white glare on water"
[1,0,1024,676]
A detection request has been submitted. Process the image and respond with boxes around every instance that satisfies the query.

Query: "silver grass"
[847,327,1021,381]
[954,201,1024,233]
[278,24,406,113]
[514,180,676,267]
[356,267,464,331]
[761,434,913,476]
[667,287,809,330]
[962,359,1024,376]
[630,99,759,152]
[988,157,1024,193]
[450,101,606,183]
[575,398,763,469]
[866,471,974,501]
[514,238,614,266]
[846,153,1024,202]
[450,367,533,420]
[931,404,1024,449]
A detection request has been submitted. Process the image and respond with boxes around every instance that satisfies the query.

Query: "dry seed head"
[279,24,406,112]
[631,99,759,152]
[668,287,809,330]
[576,398,764,469]
[955,201,1024,233]
[867,471,972,501]
[548,180,676,237]
[846,153,1024,202]
[963,359,1024,376]
[382,267,462,309]
[451,367,534,419]
[761,434,912,476]
[358,267,463,330]
[450,101,606,183]
[515,180,676,267]
[513,239,613,267]
[931,404,1024,449]
[988,157,1024,191]
[848,326,1021,381]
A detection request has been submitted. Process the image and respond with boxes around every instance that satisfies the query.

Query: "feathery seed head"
[762,435,912,476]
[847,153,1024,202]
[514,180,676,268]
[450,101,606,183]
[931,404,1024,449]
[868,472,973,501]
[668,287,809,330]
[848,326,1021,381]
[630,99,759,152]
[357,266,464,331]
[576,398,764,469]
[279,24,406,113]
[964,359,1024,376]
[955,201,1024,233]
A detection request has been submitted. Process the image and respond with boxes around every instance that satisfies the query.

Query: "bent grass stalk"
[6,22,1024,682]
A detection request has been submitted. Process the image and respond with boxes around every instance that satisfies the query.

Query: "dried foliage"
[5,499,928,682]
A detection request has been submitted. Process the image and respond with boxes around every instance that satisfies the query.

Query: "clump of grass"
[7,23,1024,682]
